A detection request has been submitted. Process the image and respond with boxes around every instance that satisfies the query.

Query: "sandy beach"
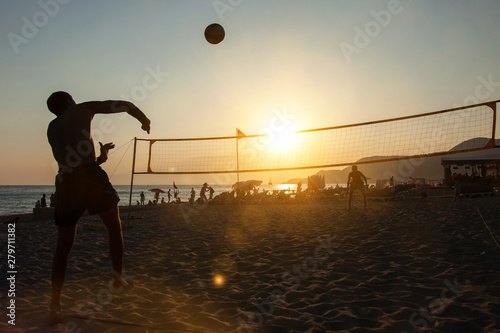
[1,196,499,332]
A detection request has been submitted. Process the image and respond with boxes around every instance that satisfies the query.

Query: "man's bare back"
[48,98,150,171]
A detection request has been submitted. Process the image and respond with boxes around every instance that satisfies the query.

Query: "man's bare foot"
[112,278,134,292]
[48,305,62,326]
[113,279,122,289]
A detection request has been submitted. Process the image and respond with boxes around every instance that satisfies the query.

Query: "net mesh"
[146,102,496,174]
[148,137,237,174]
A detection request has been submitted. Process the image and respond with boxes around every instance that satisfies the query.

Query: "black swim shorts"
[54,163,120,227]
[350,182,365,191]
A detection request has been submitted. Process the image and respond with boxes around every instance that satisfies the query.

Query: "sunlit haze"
[1,1,499,185]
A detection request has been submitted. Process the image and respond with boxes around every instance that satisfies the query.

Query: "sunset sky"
[1,0,499,185]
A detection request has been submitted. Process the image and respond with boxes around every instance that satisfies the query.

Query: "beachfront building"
[441,157,500,189]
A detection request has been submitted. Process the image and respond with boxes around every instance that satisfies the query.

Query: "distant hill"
[449,137,498,152]
[286,138,500,184]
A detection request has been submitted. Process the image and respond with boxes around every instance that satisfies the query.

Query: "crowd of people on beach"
[132,182,350,207]
[129,170,367,208]
[129,166,371,208]
[135,182,217,206]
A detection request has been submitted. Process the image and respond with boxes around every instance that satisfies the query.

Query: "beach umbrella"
[149,188,165,193]
[232,181,243,189]
[233,180,262,191]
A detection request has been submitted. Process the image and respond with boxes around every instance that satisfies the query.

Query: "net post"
[127,137,138,228]
[147,140,155,173]
[236,137,240,183]
[236,128,242,183]
[485,101,497,148]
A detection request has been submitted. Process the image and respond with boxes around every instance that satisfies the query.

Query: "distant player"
[347,165,368,210]
[46,91,150,325]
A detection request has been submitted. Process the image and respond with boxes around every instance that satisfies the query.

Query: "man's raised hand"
[100,142,115,156]
[97,142,115,165]
[141,120,151,134]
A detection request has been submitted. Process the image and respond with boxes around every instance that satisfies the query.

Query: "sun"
[268,127,299,151]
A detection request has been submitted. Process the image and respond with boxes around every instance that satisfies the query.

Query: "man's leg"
[362,190,367,210]
[50,224,77,325]
[98,205,124,288]
[348,189,352,210]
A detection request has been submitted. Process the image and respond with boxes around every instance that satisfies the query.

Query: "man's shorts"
[350,182,365,192]
[54,163,120,227]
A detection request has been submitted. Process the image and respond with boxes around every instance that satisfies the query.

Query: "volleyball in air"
[205,23,225,44]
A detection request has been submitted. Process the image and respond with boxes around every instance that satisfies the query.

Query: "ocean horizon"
[0,183,306,216]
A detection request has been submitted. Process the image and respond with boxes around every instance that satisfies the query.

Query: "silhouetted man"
[46,91,150,325]
[41,194,47,208]
[347,165,368,210]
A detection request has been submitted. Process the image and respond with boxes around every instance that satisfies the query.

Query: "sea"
[0,184,302,216]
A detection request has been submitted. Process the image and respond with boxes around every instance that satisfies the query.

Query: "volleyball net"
[134,101,498,175]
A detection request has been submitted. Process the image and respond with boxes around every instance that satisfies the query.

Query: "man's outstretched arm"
[114,101,150,134]
[80,100,151,134]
